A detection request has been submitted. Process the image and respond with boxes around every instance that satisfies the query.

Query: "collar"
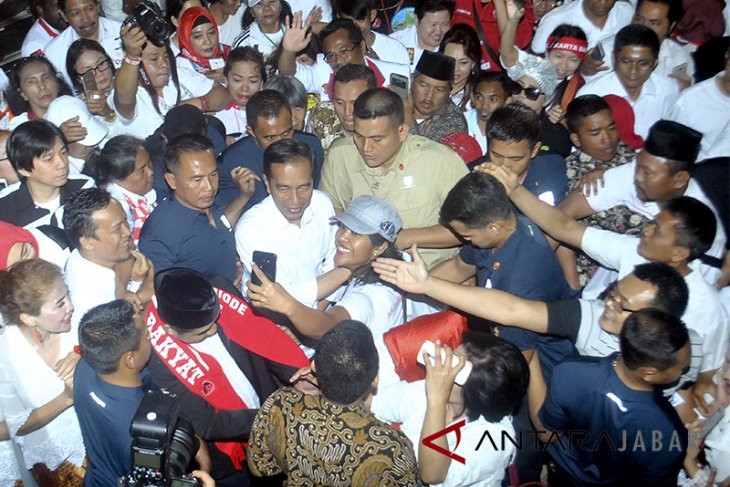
[38,18,59,37]
[72,248,116,277]
[261,195,315,229]
[354,137,411,174]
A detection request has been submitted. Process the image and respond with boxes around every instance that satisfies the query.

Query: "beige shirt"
[320,135,468,267]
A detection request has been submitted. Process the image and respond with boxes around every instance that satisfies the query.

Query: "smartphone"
[417,340,473,386]
[590,43,605,61]
[251,251,277,286]
[389,73,409,102]
[671,63,688,78]
[80,70,98,96]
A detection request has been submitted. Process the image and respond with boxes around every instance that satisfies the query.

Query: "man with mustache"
[407,51,467,143]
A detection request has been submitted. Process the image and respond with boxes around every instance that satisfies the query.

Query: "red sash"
[146,288,308,468]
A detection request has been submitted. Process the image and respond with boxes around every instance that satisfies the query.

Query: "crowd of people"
[0,0,728,484]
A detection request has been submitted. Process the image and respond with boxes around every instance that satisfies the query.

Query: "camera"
[122,0,171,47]
[119,391,201,487]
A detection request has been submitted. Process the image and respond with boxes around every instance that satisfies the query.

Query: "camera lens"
[166,417,198,478]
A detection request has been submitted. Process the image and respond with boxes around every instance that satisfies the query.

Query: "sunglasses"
[510,83,544,101]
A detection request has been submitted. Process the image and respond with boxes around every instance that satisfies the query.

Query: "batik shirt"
[409,99,468,144]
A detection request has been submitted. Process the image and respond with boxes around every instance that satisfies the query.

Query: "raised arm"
[496,0,524,68]
[480,163,588,249]
[278,11,314,76]
[374,246,549,332]
[114,24,148,120]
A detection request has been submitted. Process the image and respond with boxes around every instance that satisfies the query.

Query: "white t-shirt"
[371,31,411,66]
[217,7,246,46]
[294,56,410,101]
[584,161,727,286]
[464,108,487,155]
[581,227,730,373]
[334,280,404,385]
[371,379,515,486]
[215,105,248,135]
[106,182,157,243]
[289,0,333,23]
[667,73,730,161]
[44,18,124,86]
[389,24,424,70]
[109,78,188,139]
[21,18,59,56]
[175,56,216,98]
[235,191,337,308]
[577,71,679,138]
[531,0,633,54]
[657,38,695,82]
[233,23,284,58]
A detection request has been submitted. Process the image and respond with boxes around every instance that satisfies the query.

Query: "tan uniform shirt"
[320,135,468,267]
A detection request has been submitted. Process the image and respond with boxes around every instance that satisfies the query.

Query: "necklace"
[261,26,283,48]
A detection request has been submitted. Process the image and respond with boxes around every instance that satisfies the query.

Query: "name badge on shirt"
[209,58,225,70]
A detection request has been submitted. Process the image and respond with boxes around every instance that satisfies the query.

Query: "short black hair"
[487,104,541,146]
[164,133,214,174]
[315,320,378,404]
[353,88,405,127]
[319,18,364,49]
[66,38,115,94]
[79,299,142,375]
[161,104,207,141]
[246,89,292,130]
[224,46,266,82]
[636,0,683,24]
[664,196,716,262]
[335,0,373,20]
[89,135,145,186]
[62,187,113,248]
[620,308,689,372]
[263,138,314,179]
[58,0,98,13]
[333,63,378,90]
[6,120,67,175]
[461,331,529,422]
[547,24,587,44]
[165,0,188,26]
[566,95,612,134]
[632,262,689,317]
[415,0,455,20]
[440,172,512,229]
[613,24,661,59]
[474,71,513,95]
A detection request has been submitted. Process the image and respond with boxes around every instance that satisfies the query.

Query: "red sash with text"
[146,288,309,468]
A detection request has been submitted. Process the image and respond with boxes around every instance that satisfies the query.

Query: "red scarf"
[178,7,231,72]
[122,193,153,242]
[146,288,309,468]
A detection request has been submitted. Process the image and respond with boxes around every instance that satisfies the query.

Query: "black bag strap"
[471,0,502,69]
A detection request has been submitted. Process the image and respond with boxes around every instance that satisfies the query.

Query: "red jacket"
[452,0,535,71]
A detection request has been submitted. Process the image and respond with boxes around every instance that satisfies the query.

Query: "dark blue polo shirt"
[540,354,687,485]
[138,197,237,281]
[460,215,576,381]
[216,131,324,209]
[74,359,156,487]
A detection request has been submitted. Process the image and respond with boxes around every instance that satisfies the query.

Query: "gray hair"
[263,75,308,109]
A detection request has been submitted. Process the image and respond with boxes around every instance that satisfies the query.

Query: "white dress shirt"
[289,0,333,23]
[176,57,216,98]
[667,73,730,161]
[235,190,337,308]
[464,108,487,155]
[371,31,411,66]
[44,17,124,86]
[577,71,679,138]
[389,24,424,70]
[215,105,249,136]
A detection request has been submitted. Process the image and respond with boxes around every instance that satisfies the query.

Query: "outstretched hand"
[283,10,315,53]
[247,263,297,315]
[475,162,521,194]
[373,244,429,294]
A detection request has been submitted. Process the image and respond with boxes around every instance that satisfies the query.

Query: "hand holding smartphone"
[389,73,409,102]
[417,340,473,386]
[251,251,277,286]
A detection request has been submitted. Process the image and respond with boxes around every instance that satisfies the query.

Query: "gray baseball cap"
[331,196,403,243]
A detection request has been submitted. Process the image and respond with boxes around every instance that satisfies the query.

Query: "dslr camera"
[119,391,201,487]
[122,0,171,46]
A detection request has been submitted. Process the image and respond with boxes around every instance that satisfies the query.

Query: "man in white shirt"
[390,0,453,69]
[667,47,730,161]
[235,138,343,308]
[21,0,67,56]
[44,0,124,86]
[532,0,633,79]
[577,24,678,138]
[631,0,694,88]
[278,17,410,101]
[560,120,727,287]
[63,188,154,328]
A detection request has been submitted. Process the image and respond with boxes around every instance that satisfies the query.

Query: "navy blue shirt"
[138,197,237,281]
[460,215,576,380]
[540,354,687,485]
[74,359,156,487]
[217,131,324,209]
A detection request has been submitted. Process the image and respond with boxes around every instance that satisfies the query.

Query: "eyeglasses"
[79,59,111,77]
[323,43,361,63]
[510,83,543,101]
